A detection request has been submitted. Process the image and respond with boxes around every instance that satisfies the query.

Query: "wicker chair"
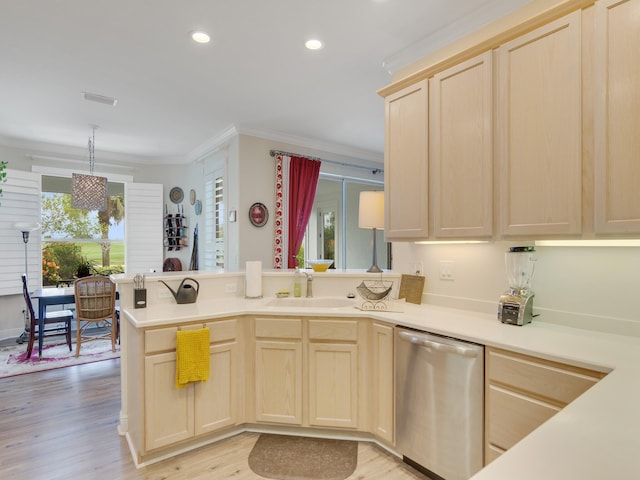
[22,274,73,359]
[73,276,117,357]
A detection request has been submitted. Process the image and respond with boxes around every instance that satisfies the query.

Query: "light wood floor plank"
[0,359,426,479]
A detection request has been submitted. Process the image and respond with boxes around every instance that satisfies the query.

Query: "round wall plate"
[190,189,196,205]
[249,202,268,227]
[169,187,184,204]
[195,199,202,215]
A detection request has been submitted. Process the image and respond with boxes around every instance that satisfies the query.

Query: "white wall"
[236,136,275,270]
[393,241,640,336]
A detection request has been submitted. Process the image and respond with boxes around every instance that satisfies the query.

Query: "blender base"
[498,292,534,326]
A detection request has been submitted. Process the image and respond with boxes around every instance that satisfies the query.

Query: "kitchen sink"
[265,297,356,308]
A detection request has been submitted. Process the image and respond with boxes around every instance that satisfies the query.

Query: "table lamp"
[358,191,384,273]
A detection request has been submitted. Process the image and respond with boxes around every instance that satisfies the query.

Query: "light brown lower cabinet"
[253,316,386,438]
[254,317,304,425]
[371,322,394,444]
[484,347,606,465]
[143,319,240,453]
[255,338,303,424]
[308,342,358,428]
[129,314,397,463]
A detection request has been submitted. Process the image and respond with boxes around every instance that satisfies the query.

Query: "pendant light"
[72,126,107,211]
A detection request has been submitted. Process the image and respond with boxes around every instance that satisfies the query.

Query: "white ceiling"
[0,0,531,165]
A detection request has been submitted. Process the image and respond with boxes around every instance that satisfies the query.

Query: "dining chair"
[22,274,73,359]
[73,276,117,357]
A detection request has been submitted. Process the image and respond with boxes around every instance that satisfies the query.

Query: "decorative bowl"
[308,260,334,272]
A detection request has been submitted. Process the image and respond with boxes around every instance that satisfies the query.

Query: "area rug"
[248,433,358,480]
[0,339,119,378]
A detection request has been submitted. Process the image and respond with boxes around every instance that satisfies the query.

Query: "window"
[215,176,225,269]
[300,176,387,270]
[41,175,125,285]
[204,168,225,270]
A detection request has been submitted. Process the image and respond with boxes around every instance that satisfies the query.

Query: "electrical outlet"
[439,260,455,281]
[225,283,237,294]
[411,262,424,275]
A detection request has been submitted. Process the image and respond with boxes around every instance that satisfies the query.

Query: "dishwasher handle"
[398,330,479,358]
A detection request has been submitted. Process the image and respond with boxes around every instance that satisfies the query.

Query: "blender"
[498,246,536,325]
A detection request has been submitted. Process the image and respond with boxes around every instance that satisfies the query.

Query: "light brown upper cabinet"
[497,11,583,237]
[430,51,493,238]
[384,80,429,240]
[594,0,640,234]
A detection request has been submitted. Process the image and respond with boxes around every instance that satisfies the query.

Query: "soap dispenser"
[293,268,302,298]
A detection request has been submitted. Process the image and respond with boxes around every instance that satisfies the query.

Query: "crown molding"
[237,125,383,164]
[186,124,240,163]
[382,0,532,74]
[0,135,154,166]
[0,123,384,167]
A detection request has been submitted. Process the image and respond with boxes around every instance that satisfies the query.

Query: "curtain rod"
[269,149,383,175]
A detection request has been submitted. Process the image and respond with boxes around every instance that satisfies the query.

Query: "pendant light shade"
[72,173,107,211]
[72,126,107,211]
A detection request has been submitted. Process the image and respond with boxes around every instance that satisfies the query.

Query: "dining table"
[31,286,75,359]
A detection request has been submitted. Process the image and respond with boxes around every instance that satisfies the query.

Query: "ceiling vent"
[82,92,118,106]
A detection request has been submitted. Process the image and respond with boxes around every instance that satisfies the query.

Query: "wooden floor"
[0,359,427,479]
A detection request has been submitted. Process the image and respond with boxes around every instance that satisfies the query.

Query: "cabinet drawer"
[205,319,237,343]
[145,323,211,354]
[255,317,302,339]
[488,385,559,450]
[488,348,602,405]
[145,327,178,354]
[308,319,358,341]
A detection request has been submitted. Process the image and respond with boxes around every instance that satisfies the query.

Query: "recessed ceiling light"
[305,39,323,50]
[191,31,211,44]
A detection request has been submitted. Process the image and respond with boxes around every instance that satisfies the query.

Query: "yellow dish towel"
[175,328,210,389]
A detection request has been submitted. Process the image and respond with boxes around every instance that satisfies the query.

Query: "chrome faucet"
[303,271,313,297]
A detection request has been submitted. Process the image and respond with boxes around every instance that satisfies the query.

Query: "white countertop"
[122,297,640,479]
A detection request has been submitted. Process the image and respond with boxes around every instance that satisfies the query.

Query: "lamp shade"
[14,222,41,232]
[358,191,384,230]
[72,173,107,211]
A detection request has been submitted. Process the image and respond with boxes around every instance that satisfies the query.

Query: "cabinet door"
[384,80,429,240]
[497,11,582,236]
[372,322,394,444]
[144,352,194,451]
[255,340,302,425]
[308,343,358,429]
[594,0,640,233]
[430,51,493,238]
[195,341,238,435]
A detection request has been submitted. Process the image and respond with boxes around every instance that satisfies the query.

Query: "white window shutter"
[125,182,163,274]
[0,170,42,295]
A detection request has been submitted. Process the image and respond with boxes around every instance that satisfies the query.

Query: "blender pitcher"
[505,246,536,295]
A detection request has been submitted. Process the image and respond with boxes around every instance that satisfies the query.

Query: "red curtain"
[288,156,321,268]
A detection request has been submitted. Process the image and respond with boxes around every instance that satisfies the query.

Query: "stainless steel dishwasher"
[395,327,484,480]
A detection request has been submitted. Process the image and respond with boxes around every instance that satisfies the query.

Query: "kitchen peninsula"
[113,271,640,479]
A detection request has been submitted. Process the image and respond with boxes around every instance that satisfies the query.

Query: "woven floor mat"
[248,433,358,480]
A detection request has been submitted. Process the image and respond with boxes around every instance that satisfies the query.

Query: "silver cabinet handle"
[398,330,479,358]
